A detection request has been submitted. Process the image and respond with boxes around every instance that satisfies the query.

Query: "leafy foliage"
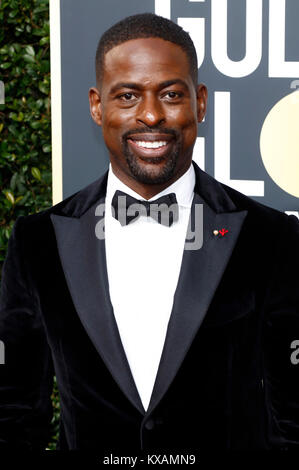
[0,0,60,450]
[47,376,61,450]
[0,0,52,267]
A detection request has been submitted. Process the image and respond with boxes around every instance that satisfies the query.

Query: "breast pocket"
[201,289,256,328]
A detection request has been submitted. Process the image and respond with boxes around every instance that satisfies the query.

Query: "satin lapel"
[146,191,248,416]
[50,199,145,415]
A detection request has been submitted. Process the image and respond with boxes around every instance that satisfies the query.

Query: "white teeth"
[134,140,168,149]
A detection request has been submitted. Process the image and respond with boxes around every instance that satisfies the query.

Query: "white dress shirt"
[104,163,195,411]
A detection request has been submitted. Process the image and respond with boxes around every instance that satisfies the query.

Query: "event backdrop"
[51,0,299,216]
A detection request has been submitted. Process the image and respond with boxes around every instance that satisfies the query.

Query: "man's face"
[89,37,207,195]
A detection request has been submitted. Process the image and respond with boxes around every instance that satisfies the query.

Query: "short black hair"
[95,13,198,88]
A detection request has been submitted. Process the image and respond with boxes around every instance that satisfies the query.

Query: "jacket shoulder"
[221,181,298,229]
[18,170,108,230]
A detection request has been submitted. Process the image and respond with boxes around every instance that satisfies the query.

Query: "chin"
[127,158,177,185]
[124,148,179,185]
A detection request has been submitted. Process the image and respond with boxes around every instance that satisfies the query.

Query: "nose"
[136,93,165,127]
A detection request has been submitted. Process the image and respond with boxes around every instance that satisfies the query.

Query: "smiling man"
[89,28,207,413]
[89,34,206,194]
[0,13,299,454]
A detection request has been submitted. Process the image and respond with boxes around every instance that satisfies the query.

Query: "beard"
[121,128,182,185]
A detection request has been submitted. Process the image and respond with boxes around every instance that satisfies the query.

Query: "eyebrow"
[109,79,189,94]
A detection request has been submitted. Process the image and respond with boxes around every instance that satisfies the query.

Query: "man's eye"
[119,93,135,101]
[165,91,182,99]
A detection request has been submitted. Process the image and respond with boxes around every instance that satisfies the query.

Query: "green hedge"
[0,0,52,264]
[0,0,60,450]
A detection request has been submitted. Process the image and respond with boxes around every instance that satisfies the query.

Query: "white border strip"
[50,0,63,204]
[155,0,171,19]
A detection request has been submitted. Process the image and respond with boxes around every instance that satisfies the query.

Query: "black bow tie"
[111,190,179,227]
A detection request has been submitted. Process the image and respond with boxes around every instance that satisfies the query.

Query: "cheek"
[102,109,128,130]
[179,112,198,146]
[168,105,197,131]
[101,110,129,147]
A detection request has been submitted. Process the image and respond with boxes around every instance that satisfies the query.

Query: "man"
[0,13,299,452]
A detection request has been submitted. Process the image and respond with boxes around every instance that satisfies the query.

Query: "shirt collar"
[106,162,195,208]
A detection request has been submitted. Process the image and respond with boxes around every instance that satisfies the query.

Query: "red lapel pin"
[213,228,229,237]
[219,228,229,237]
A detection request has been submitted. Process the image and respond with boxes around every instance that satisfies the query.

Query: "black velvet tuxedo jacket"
[0,161,299,452]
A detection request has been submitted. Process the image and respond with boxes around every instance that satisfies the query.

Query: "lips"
[126,133,174,160]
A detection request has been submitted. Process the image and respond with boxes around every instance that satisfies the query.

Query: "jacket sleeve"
[0,216,54,450]
[263,214,299,450]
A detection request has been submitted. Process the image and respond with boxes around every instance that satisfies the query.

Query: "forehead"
[102,37,192,88]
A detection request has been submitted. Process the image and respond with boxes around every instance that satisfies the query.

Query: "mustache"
[122,127,179,141]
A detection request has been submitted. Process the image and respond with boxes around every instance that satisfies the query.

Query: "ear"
[196,84,208,123]
[88,87,102,126]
